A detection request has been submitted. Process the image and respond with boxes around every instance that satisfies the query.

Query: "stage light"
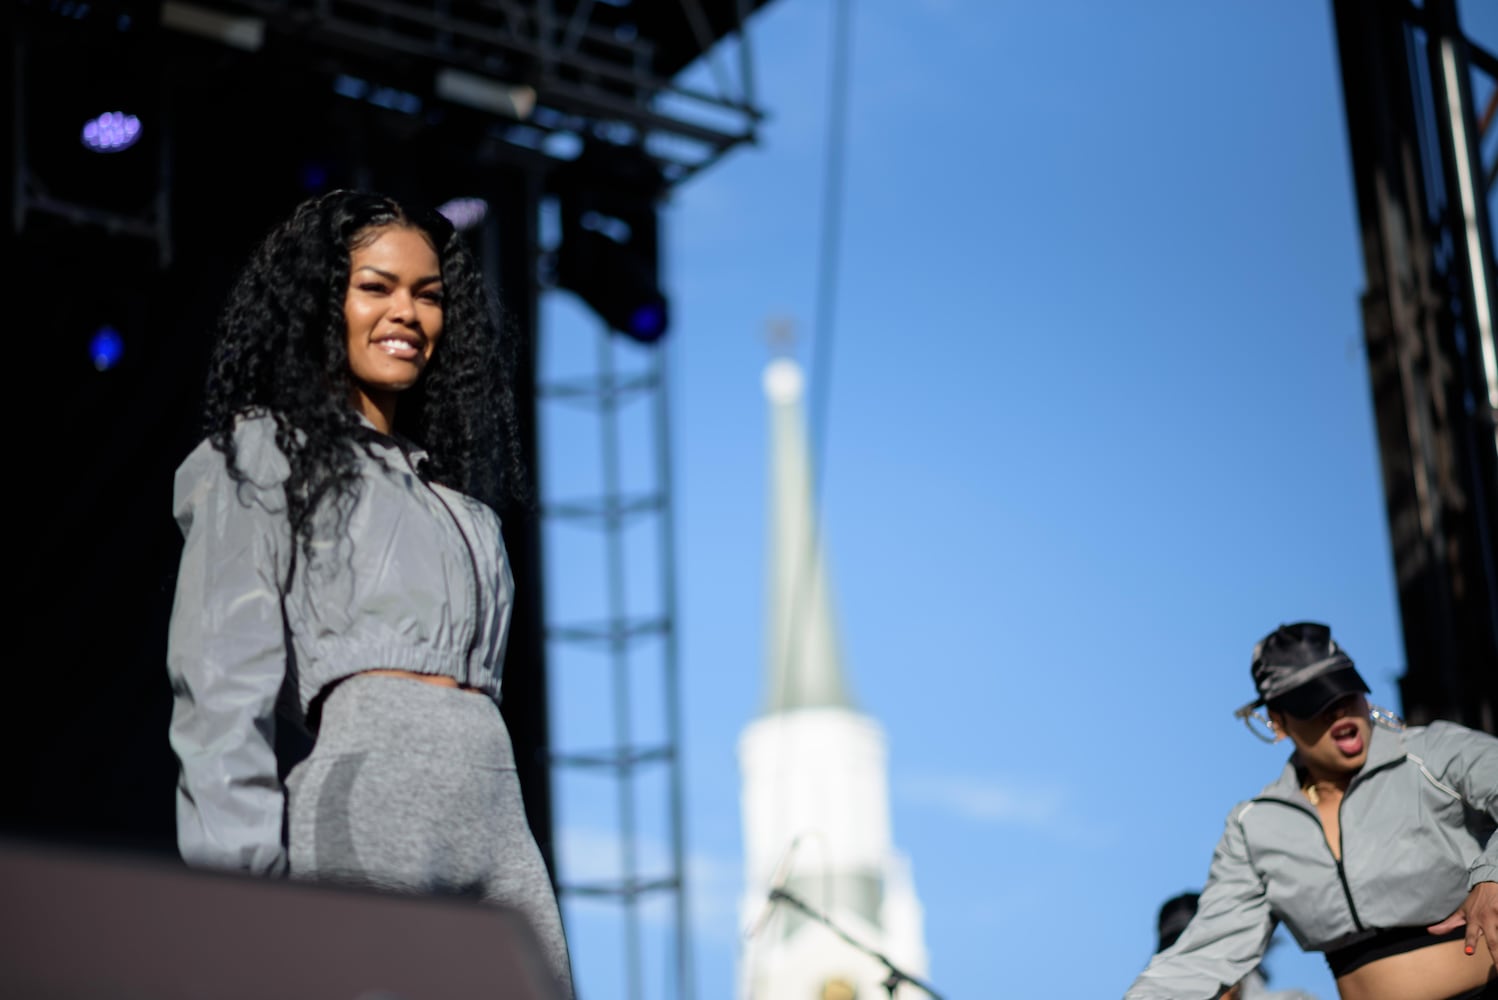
[81,111,142,153]
[438,197,488,232]
[555,144,669,343]
[627,301,668,342]
[90,326,124,371]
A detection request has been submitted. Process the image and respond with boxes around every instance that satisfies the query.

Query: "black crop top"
[1324,925,1466,977]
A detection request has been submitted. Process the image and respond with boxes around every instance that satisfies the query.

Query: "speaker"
[0,838,565,999]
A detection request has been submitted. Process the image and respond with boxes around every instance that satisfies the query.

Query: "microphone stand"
[767,887,945,1000]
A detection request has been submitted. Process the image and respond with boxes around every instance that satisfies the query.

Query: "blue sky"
[537,2,1498,998]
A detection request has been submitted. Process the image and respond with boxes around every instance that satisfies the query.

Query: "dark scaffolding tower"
[1333,0,1498,733]
[541,322,689,1000]
[12,3,770,996]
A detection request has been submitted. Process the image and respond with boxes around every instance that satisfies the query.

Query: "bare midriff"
[358,668,485,693]
[1335,939,1495,1000]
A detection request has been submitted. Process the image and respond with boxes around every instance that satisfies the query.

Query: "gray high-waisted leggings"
[286,674,574,998]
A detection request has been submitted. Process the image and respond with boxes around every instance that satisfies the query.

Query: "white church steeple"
[762,355,854,714]
[738,353,928,1000]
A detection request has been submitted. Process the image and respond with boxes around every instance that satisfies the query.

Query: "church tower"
[737,355,928,1000]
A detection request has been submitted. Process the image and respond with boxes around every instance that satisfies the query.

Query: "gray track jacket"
[166,414,514,876]
[1126,721,1497,999]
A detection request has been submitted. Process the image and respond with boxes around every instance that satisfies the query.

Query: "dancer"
[167,190,572,996]
[1126,622,1496,1000]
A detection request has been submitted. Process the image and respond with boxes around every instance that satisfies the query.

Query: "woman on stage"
[167,190,573,996]
[1126,622,1496,1000]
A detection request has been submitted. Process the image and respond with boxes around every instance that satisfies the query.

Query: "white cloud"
[897,773,1065,827]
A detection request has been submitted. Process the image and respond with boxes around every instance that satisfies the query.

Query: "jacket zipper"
[401,449,483,673]
[1252,748,1407,943]
[1261,799,1365,933]
[1324,758,1398,936]
[1331,795,1364,933]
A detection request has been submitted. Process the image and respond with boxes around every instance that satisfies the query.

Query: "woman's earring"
[1369,703,1406,731]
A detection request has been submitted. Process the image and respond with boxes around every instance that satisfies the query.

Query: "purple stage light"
[81,112,143,153]
[90,326,124,371]
[438,197,488,232]
[627,301,668,341]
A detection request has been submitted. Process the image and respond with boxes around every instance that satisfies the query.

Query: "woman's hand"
[1428,881,1498,966]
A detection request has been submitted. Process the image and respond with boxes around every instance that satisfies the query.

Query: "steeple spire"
[740,350,928,1000]
[762,354,854,713]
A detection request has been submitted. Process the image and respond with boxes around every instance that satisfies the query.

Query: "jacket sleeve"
[166,421,293,876]
[1418,722,1498,888]
[1125,805,1277,1000]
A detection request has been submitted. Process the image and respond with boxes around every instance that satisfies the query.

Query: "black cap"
[1234,622,1370,721]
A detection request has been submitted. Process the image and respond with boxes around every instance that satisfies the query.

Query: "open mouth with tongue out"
[1330,719,1365,756]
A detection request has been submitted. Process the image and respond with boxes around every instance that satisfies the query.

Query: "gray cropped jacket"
[167,414,514,876]
[1126,720,1497,999]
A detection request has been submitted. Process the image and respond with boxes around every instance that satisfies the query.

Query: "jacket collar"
[352,411,429,465]
[1259,719,1409,803]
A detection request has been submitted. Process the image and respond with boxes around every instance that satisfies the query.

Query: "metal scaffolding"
[540,327,691,1000]
[1333,0,1498,730]
[15,0,767,255]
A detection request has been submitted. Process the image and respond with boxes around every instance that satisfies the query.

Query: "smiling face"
[1271,693,1372,784]
[343,225,444,432]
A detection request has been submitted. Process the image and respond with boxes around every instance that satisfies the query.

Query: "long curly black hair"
[203,189,527,556]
